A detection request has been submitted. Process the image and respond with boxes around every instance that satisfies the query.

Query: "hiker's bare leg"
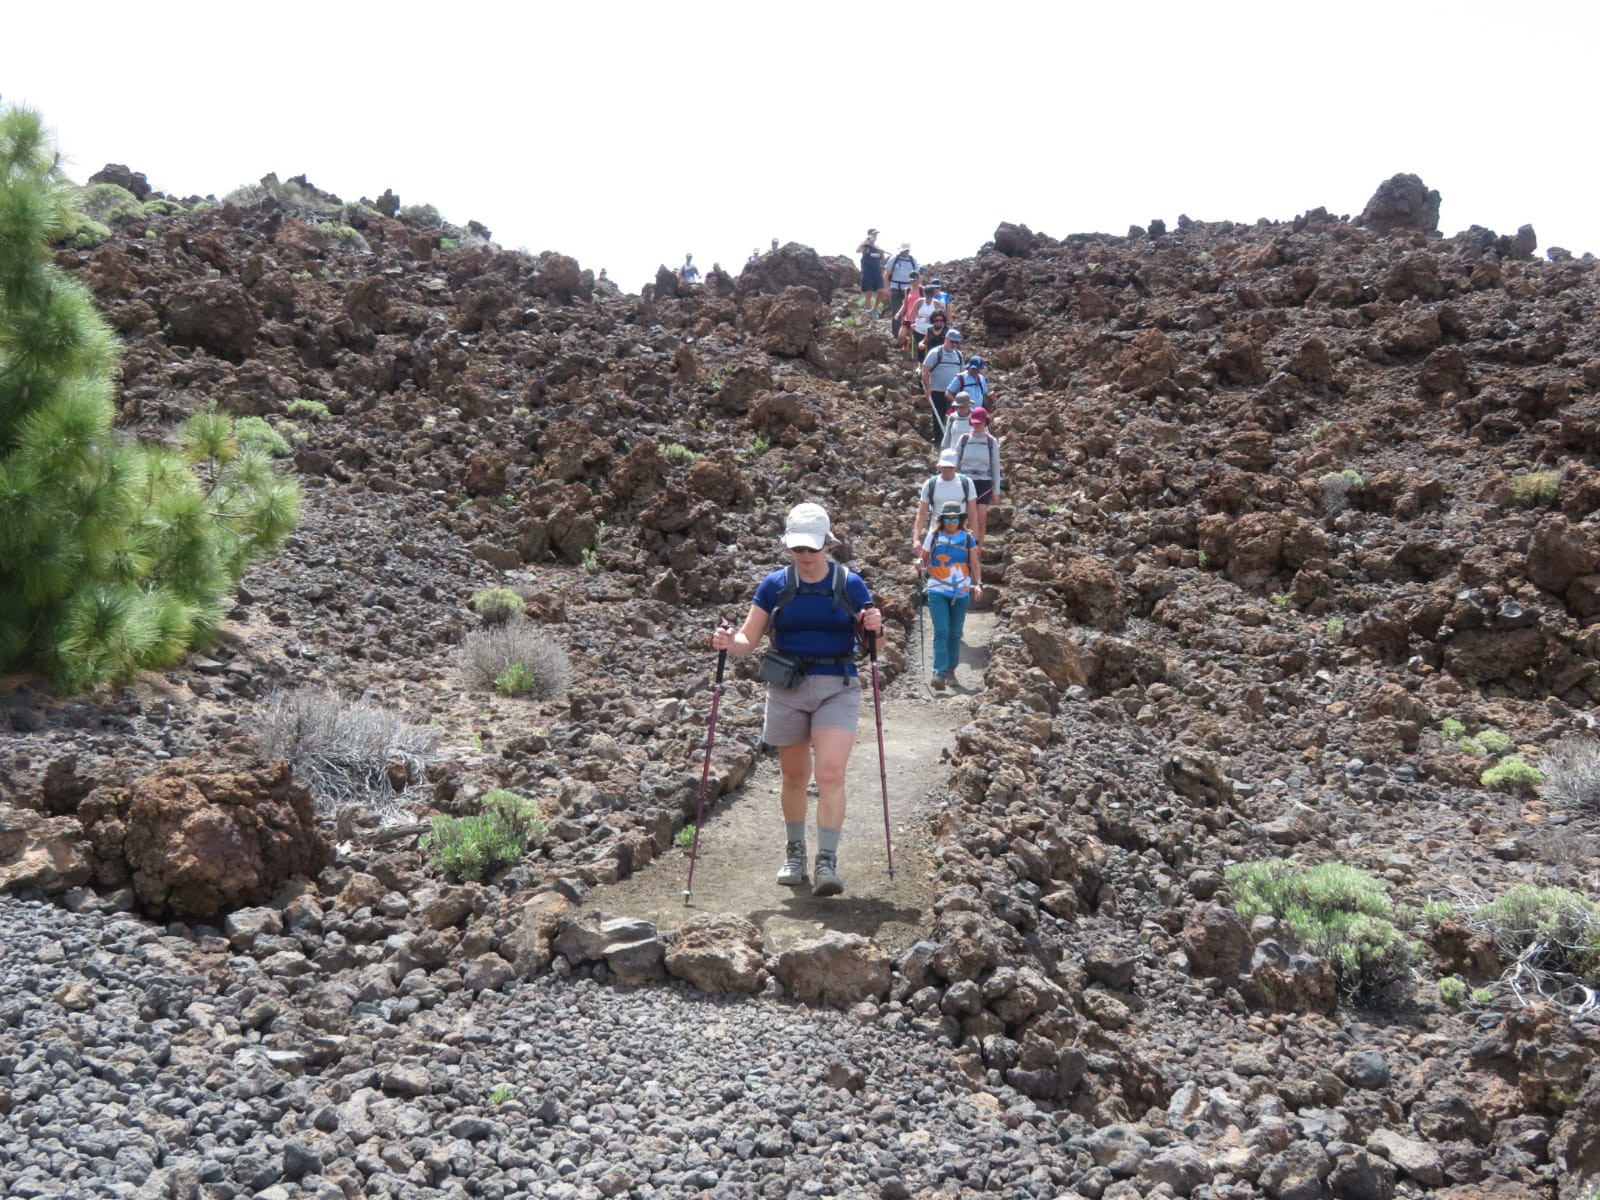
[811,726,854,830]
[778,741,813,823]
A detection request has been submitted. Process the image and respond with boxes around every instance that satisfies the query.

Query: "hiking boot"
[929,672,946,691]
[812,851,844,897]
[776,840,808,886]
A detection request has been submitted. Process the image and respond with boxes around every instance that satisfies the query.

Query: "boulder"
[75,759,329,919]
[1526,516,1600,594]
[1241,938,1337,1015]
[664,913,767,994]
[1366,1128,1445,1187]
[531,252,585,301]
[161,279,261,361]
[1058,557,1127,631]
[88,164,151,200]
[0,806,93,894]
[772,932,890,1006]
[752,286,826,357]
[1014,608,1089,689]
[1359,173,1441,235]
[735,243,838,301]
[1113,329,1180,395]
[992,222,1036,258]
[1181,902,1252,978]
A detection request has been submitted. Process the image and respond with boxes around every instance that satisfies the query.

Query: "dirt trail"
[590,609,995,955]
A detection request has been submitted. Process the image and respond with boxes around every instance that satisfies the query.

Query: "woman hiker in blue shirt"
[711,503,884,897]
[918,501,982,691]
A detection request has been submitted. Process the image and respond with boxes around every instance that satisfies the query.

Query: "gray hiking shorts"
[762,673,862,747]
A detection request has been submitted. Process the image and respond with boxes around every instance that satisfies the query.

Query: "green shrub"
[141,198,185,218]
[1423,899,1455,926]
[460,622,570,699]
[1475,729,1512,755]
[318,223,367,250]
[65,216,111,249]
[438,236,458,250]
[675,825,696,850]
[1481,756,1542,793]
[1440,717,1466,742]
[1437,975,1468,1007]
[233,416,292,458]
[750,434,770,455]
[1472,885,1600,980]
[659,442,698,465]
[401,203,443,227]
[489,1084,514,1105]
[286,398,331,421]
[1510,471,1560,508]
[470,587,525,625]
[0,109,301,691]
[77,182,143,224]
[494,661,536,696]
[423,789,546,881]
[1270,592,1292,610]
[1225,858,1420,1001]
[1325,616,1345,642]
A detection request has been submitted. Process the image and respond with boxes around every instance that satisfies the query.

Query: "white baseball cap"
[783,503,838,550]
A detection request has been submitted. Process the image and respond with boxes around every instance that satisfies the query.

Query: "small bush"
[750,434,770,455]
[494,662,536,696]
[65,216,111,249]
[142,198,186,218]
[318,223,368,251]
[1476,729,1512,755]
[234,416,292,458]
[460,623,570,699]
[259,688,440,817]
[77,183,143,224]
[1471,885,1600,981]
[1319,469,1364,516]
[470,587,525,625]
[675,825,696,850]
[1225,858,1420,1001]
[1438,975,1468,1007]
[1481,756,1543,793]
[401,203,443,227]
[286,398,331,421]
[659,442,698,465]
[1423,899,1455,926]
[1510,471,1560,508]
[1538,735,1600,813]
[423,789,545,881]
[438,236,458,250]
[1270,592,1292,610]
[1325,616,1345,642]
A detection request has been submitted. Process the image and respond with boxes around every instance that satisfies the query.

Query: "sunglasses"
[940,515,962,522]
[790,546,822,555]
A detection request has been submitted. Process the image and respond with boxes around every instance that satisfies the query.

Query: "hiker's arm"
[920,362,932,395]
[711,604,769,656]
[911,500,930,556]
[991,443,1001,501]
[970,541,983,595]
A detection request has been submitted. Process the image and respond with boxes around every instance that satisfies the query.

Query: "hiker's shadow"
[744,892,923,937]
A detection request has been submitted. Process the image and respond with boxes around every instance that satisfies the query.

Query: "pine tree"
[0,106,301,691]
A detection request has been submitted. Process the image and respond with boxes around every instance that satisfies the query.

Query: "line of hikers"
[703,227,1001,898]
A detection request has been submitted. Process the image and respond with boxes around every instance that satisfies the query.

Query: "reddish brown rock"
[664,913,767,994]
[76,759,329,919]
[0,806,93,894]
[1360,173,1441,234]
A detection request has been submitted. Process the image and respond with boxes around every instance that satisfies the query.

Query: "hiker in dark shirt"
[856,229,888,318]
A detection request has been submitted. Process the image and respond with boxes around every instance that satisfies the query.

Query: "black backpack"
[921,474,975,506]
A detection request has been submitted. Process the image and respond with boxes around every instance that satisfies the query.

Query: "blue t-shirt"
[945,371,989,407]
[753,563,872,677]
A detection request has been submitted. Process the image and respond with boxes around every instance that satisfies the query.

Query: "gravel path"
[0,897,1070,1200]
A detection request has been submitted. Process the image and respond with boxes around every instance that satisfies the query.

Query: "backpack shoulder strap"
[772,563,799,619]
[962,474,974,504]
[830,563,858,615]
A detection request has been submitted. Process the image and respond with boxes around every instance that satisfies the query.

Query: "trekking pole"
[914,573,927,679]
[925,393,945,442]
[865,630,895,879]
[683,623,730,905]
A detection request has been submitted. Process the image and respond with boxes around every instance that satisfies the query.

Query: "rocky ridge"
[1,170,1599,1197]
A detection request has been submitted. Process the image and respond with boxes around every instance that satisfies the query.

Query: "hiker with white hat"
[855,229,888,318]
[920,501,982,691]
[911,448,977,563]
[886,242,919,337]
[711,503,884,897]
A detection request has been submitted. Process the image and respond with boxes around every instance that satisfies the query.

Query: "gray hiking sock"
[786,820,807,846]
[817,826,842,856]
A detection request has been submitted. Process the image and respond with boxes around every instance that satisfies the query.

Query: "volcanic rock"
[1360,173,1441,235]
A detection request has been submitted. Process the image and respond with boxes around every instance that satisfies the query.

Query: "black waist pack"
[757,650,807,689]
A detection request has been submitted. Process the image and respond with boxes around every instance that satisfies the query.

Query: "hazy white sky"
[5,1,1595,289]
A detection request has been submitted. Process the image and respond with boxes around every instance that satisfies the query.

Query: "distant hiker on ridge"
[679,253,701,284]
[710,503,884,898]
[856,229,888,318]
